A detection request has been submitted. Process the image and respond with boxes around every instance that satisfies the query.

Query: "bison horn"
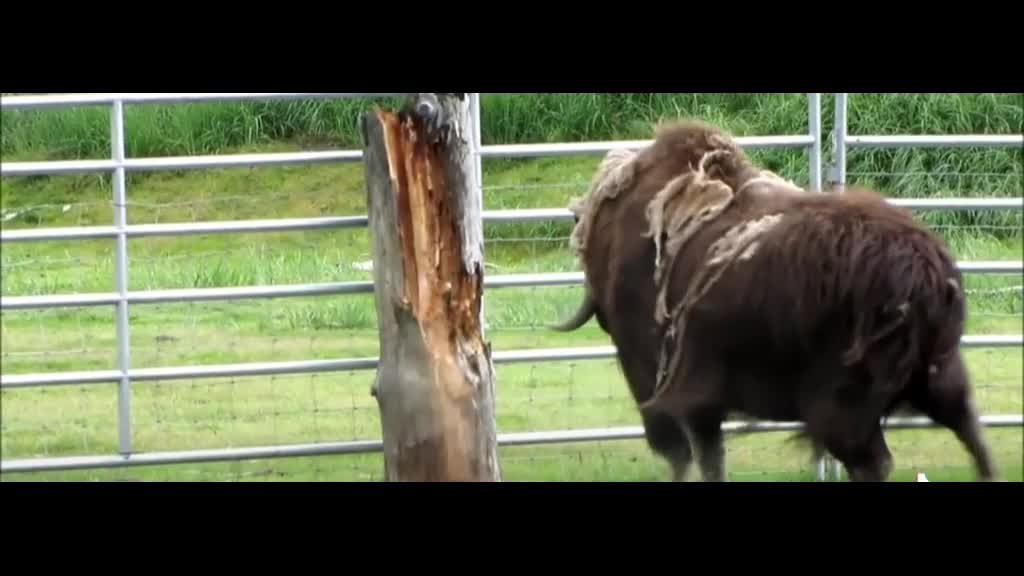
[548,285,597,332]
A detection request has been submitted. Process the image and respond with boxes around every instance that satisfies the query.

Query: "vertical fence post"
[808,93,823,193]
[828,92,850,481]
[470,93,486,335]
[111,100,133,455]
[832,93,848,194]
[810,93,827,481]
[815,457,827,482]
[469,93,484,203]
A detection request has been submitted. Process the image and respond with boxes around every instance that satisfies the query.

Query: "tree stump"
[361,93,500,482]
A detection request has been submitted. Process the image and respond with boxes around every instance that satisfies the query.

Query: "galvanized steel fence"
[1,93,1021,478]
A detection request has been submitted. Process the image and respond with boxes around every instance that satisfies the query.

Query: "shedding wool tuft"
[648,212,786,406]
[736,170,806,197]
[706,213,783,266]
[645,149,738,322]
[646,160,807,323]
[569,148,638,261]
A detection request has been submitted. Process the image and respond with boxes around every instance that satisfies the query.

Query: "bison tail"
[548,284,598,332]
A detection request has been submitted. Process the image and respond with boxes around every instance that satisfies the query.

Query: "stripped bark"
[361,94,500,482]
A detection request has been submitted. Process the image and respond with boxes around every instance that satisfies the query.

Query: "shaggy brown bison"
[551,119,998,482]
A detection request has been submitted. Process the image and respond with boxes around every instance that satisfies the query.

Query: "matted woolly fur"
[568,140,801,324]
[652,212,786,402]
[645,148,738,322]
[567,129,810,403]
[647,170,796,399]
[646,157,804,305]
[736,170,804,196]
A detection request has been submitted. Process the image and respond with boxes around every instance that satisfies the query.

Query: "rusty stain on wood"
[367,102,497,482]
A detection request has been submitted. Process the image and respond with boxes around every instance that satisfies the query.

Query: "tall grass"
[0,97,405,159]
[3,93,1019,154]
[2,93,1022,232]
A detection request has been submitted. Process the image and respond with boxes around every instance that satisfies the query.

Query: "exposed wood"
[361,93,500,482]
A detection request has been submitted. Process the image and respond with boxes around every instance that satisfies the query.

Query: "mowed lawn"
[2,141,1022,482]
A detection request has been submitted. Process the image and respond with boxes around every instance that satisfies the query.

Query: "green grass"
[4,93,1021,155]
[1,93,1022,482]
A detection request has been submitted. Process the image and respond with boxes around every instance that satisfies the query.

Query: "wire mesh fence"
[10,202,1016,483]
[2,93,1021,481]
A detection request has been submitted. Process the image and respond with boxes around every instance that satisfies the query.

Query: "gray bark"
[361,93,500,482]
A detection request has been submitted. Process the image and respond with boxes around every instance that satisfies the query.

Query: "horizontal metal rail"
[480,135,816,159]
[6,138,1020,178]
[892,197,1024,211]
[1,159,117,177]
[1,151,363,177]
[491,262,1024,278]
[0,273,582,311]
[6,198,1021,244]
[3,336,1020,390]
[0,217,370,243]
[956,261,1024,273]
[3,414,1020,474]
[1,282,373,310]
[0,357,378,389]
[4,259,1020,311]
[0,441,386,473]
[0,93,405,109]
[481,198,1024,218]
[846,134,1023,148]
[7,137,1019,179]
[1,134,820,178]
[0,347,616,389]
[494,346,619,364]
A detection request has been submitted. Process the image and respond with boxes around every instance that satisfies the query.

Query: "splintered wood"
[363,98,499,482]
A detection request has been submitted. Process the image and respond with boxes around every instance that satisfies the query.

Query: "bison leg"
[838,426,894,482]
[910,352,998,481]
[642,411,694,481]
[949,413,998,482]
[682,408,727,482]
[807,400,893,481]
[654,348,727,481]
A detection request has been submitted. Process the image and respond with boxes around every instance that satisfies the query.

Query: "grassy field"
[1,93,1021,482]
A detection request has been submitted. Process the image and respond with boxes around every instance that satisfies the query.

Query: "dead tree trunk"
[361,93,500,482]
